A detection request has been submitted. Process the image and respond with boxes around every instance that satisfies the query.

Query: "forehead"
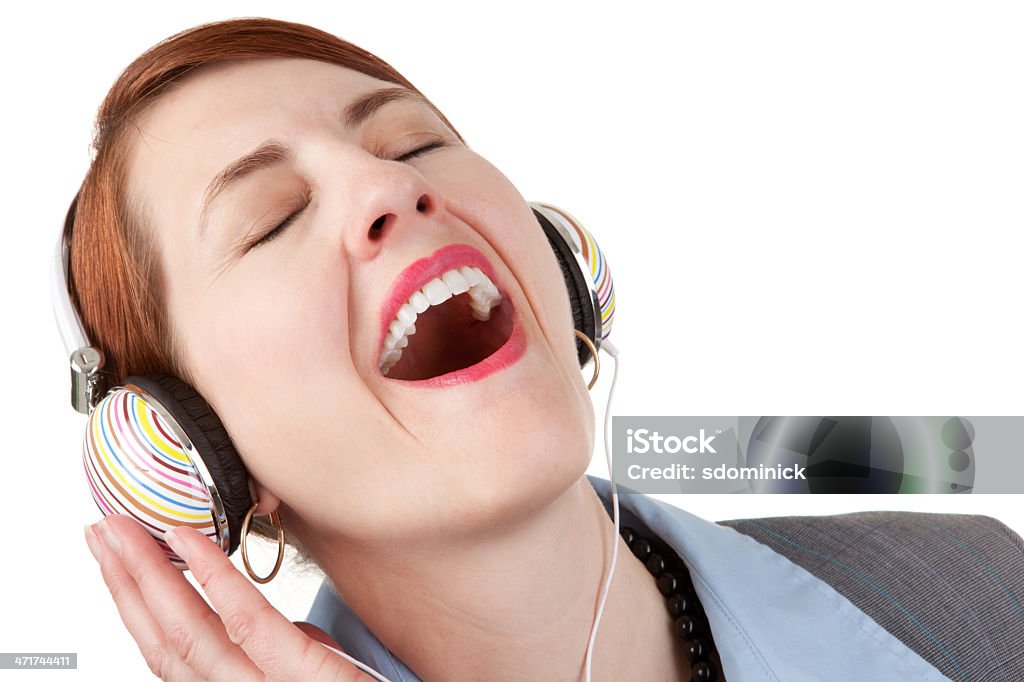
[138,57,396,149]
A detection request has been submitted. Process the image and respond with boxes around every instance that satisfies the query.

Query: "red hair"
[70,16,464,391]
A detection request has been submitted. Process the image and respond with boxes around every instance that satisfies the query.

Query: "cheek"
[175,265,358,494]
[181,263,347,422]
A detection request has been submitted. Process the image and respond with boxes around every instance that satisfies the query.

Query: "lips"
[372,242,527,386]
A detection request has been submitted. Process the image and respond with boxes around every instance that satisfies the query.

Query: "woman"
[61,17,1023,682]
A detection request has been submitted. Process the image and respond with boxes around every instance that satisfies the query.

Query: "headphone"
[53,196,617,569]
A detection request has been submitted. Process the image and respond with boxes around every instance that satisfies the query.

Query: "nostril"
[368,214,389,240]
[416,194,431,213]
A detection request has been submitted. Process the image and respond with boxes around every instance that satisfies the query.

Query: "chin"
[438,394,595,532]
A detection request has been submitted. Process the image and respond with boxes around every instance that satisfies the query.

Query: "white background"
[2,1,1022,679]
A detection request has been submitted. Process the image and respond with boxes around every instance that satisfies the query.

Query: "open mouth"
[378,265,516,381]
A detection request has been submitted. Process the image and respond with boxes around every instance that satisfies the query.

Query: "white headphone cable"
[316,640,395,682]
[582,338,620,682]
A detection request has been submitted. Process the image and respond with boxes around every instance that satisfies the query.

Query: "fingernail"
[83,524,103,561]
[96,518,122,556]
[163,528,189,563]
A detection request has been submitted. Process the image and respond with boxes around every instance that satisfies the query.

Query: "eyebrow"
[197,87,438,242]
[345,86,437,128]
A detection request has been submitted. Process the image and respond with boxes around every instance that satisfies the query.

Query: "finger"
[96,516,263,681]
[164,525,370,682]
[85,523,176,679]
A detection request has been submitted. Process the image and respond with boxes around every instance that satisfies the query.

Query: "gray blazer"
[721,508,1024,681]
[306,476,1024,681]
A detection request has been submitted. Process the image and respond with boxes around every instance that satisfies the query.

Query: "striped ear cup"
[82,374,252,568]
[530,202,616,367]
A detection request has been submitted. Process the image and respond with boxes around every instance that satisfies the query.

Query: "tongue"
[387,294,507,381]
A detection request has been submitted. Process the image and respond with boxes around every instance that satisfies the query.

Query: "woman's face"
[126,57,595,546]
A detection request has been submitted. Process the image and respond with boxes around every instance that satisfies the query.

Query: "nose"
[341,160,442,261]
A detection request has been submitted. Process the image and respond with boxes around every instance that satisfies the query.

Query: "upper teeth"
[378,266,502,375]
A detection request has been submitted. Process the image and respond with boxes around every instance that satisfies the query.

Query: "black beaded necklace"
[619,526,722,682]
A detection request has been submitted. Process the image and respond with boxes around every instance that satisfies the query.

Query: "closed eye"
[246,201,309,251]
[393,139,448,162]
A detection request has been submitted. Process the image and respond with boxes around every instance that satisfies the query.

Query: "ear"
[248,478,282,516]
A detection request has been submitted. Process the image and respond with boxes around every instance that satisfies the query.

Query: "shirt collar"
[586,475,952,681]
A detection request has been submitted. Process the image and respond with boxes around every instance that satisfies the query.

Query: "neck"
[308,476,689,681]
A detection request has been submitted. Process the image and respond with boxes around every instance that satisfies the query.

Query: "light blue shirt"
[305,475,952,681]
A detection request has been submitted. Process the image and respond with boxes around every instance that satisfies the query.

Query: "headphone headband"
[52,192,106,414]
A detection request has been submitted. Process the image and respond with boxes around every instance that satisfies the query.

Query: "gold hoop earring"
[574,329,600,390]
[241,503,285,584]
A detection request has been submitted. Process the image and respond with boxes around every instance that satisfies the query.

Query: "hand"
[84,515,378,681]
